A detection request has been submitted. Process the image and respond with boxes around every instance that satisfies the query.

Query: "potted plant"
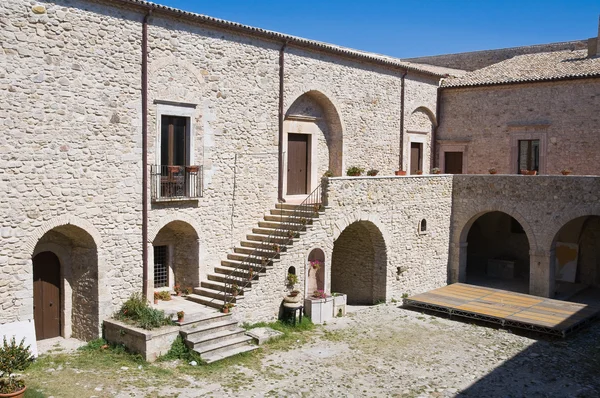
[395,170,407,176]
[488,168,497,175]
[287,273,298,288]
[248,267,254,280]
[174,285,182,296]
[185,165,200,173]
[272,244,281,254]
[309,259,322,271]
[415,170,423,175]
[346,166,364,176]
[182,287,192,296]
[432,167,441,174]
[222,303,234,313]
[366,169,379,176]
[167,165,181,174]
[176,311,185,323]
[561,168,572,175]
[153,292,159,305]
[323,170,334,178]
[231,283,239,297]
[0,337,34,398]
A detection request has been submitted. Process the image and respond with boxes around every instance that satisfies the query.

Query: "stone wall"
[450,175,600,297]
[405,40,587,71]
[232,175,454,322]
[437,79,600,175]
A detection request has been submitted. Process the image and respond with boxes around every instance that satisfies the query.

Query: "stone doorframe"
[437,140,469,174]
[509,127,548,175]
[283,117,319,201]
[406,131,429,175]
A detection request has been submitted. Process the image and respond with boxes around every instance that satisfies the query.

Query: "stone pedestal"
[304,297,333,324]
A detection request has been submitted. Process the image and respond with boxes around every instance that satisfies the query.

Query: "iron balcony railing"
[151,165,203,200]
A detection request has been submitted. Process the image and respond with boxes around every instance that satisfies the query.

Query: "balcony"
[151,165,203,202]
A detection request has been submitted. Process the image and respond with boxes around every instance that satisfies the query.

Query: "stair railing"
[218,183,323,309]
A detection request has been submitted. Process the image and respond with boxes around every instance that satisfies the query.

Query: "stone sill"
[152,197,200,204]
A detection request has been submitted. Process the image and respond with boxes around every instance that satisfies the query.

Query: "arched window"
[419,219,427,234]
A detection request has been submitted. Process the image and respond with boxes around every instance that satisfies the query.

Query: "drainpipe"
[399,70,408,171]
[432,85,442,170]
[142,9,152,298]
[278,41,288,202]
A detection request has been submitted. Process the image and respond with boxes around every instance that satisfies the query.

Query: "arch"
[32,223,100,341]
[149,214,201,243]
[24,215,102,257]
[458,207,536,249]
[407,106,437,128]
[541,206,600,251]
[284,89,344,182]
[149,56,206,86]
[151,219,200,290]
[462,211,531,293]
[549,215,600,299]
[306,248,326,297]
[331,220,387,304]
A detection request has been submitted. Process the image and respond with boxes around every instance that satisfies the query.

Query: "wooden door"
[33,252,61,340]
[287,133,309,195]
[444,152,463,174]
[410,143,423,174]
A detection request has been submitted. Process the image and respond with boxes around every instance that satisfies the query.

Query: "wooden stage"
[404,283,600,337]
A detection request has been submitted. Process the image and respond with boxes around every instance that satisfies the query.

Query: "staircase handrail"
[217,183,323,308]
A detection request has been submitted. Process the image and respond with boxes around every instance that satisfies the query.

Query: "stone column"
[448,241,467,284]
[529,249,554,298]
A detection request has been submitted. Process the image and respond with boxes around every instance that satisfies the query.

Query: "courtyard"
[26,302,600,397]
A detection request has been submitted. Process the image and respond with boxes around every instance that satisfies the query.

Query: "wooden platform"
[404,283,600,336]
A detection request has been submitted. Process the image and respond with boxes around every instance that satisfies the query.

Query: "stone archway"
[32,224,99,341]
[550,216,600,301]
[464,211,531,293]
[152,220,200,290]
[331,221,387,304]
[284,90,343,197]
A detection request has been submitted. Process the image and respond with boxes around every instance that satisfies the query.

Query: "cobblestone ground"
[36,303,600,397]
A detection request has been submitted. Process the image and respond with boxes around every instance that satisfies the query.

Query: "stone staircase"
[186,202,321,310]
[179,312,258,364]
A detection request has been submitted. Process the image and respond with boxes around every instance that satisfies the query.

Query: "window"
[161,115,189,167]
[517,140,539,174]
[153,245,169,288]
[419,219,427,233]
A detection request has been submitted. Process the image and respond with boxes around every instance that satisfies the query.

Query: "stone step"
[246,233,290,245]
[201,344,260,364]
[220,259,271,271]
[192,335,255,358]
[214,266,259,280]
[223,255,274,268]
[193,287,241,303]
[258,220,307,230]
[201,280,249,294]
[186,327,247,350]
[186,293,226,309]
[180,318,240,341]
[233,246,280,258]
[264,214,309,223]
[275,203,308,210]
[239,240,288,253]
[252,227,303,238]
[207,273,255,287]
[270,208,317,218]
[177,312,231,332]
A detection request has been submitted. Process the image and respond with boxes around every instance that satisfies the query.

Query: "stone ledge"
[103,319,180,362]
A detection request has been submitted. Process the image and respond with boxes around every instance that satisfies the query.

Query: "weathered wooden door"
[444,152,463,174]
[410,143,423,174]
[287,133,309,195]
[33,252,61,340]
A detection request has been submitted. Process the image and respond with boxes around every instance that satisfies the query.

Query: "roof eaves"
[441,72,600,89]
[110,0,448,77]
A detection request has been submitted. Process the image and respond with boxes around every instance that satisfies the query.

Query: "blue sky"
[154,0,598,58]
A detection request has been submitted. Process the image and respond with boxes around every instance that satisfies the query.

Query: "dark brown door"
[33,252,61,340]
[444,152,463,174]
[287,133,309,195]
[410,143,423,174]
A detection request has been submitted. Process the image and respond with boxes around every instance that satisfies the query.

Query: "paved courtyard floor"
[28,302,600,397]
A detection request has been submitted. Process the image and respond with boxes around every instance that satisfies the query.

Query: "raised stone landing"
[404,283,600,337]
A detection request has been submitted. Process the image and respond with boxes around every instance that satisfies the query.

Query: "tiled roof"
[112,0,463,78]
[441,50,600,88]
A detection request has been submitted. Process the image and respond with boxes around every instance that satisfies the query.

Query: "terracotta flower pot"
[222,307,229,314]
[0,386,27,398]
[395,170,406,176]
[177,317,184,323]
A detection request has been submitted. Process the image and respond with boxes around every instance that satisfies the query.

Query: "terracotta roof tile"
[441,50,600,88]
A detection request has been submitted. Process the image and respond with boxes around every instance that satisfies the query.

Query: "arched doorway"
[465,211,531,293]
[152,220,200,290]
[331,221,387,304]
[284,91,343,198]
[306,248,325,297]
[33,224,99,341]
[33,252,61,340]
[406,107,436,175]
[551,216,600,301]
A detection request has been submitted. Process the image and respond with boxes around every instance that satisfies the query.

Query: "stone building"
[433,22,600,175]
[1,0,599,353]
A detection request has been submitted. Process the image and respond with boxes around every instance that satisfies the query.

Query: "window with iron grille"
[154,245,169,288]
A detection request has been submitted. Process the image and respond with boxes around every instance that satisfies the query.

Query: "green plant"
[0,336,34,394]
[174,285,182,295]
[323,170,334,178]
[366,169,379,176]
[177,311,185,320]
[114,293,172,330]
[432,167,441,174]
[159,335,202,363]
[287,273,298,287]
[346,166,364,176]
[231,283,239,296]
[401,293,409,299]
[156,291,171,301]
[182,287,192,295]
